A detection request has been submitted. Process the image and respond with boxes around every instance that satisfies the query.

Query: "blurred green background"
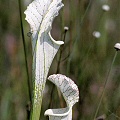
[1,0,120,120]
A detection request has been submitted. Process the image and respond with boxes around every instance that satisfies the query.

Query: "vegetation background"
[0,0,120,120]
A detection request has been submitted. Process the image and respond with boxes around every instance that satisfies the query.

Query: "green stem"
[18,0,31,102]
[30,94,43,120]
[93,51,118,120]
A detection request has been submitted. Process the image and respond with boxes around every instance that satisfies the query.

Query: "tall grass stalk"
[93,51,118,120]
[56,28,68,73]
[67,0,92,76]
[18,0,31,102]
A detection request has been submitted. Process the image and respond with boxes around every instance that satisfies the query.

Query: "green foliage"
[0,0,120,120]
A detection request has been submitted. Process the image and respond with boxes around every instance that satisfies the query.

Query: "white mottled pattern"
[45,74,79,120]
[48,74,79,107]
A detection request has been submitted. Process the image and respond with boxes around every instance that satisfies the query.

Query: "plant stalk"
[93,51,118,120]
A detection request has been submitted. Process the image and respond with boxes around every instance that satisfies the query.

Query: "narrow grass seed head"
[114,43,120,51]
[93,31,101,38]
[102,4,110,11]
[64,26,69,31]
